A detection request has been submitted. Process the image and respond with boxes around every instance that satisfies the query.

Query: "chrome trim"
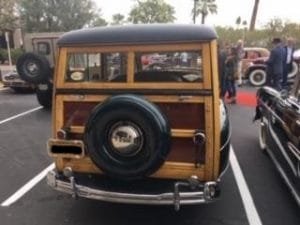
[287,142,300,161]
[268,122,298,176]
[265,146,300,207]
[193,132,206,145]
[218,146,231,179]
[259,100,286,127]
[220,120,231,152]
[109,121,144,156]
[47,171,219,208]
[47,139,85,159]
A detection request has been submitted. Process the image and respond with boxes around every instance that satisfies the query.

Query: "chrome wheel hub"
[109,122,143,156]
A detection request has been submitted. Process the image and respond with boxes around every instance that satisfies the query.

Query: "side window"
[65,52,127,82]
[135,50,202,82]
[37,42,50,55]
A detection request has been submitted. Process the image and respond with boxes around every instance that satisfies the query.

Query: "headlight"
[70,71,85,81]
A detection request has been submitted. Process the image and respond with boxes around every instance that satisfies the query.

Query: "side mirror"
[280,89,289,100]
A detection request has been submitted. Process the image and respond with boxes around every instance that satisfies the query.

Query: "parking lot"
[0,86,299,225]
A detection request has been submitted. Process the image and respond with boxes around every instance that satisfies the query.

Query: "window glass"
[37,42,50,55]
[135,50,202,82]
[65,52,127,82]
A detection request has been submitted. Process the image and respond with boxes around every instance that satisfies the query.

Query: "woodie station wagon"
[46,24,231,210]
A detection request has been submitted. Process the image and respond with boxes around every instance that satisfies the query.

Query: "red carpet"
[224,91,257,107]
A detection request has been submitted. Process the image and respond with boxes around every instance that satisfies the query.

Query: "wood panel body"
[51,41,220,181]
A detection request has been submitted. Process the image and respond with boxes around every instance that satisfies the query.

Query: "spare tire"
[16,53,51,84]
[84,95,171,180]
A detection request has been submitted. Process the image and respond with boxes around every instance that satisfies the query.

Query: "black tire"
[36,83,52,109]
[16,53,51,84]
[249,69,267,86]
[84,95,171,180]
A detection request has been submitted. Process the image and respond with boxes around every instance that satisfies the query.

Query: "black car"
[254,75,300,206]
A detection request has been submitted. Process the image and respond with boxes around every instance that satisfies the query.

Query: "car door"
[272,91,300,179]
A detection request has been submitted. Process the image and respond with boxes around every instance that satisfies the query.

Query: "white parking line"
[0,106,42,125]
[1,163,55,207]
[230,146,263,225]
[0,105,46,207]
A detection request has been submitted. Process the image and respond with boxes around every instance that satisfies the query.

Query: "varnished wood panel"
[54,157,206,180]
[211,40,221,179]
[63,102,205,130]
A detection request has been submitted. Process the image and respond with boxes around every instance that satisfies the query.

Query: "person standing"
[224,47,238,103]
[266,38,283,90]
[282,37,295,89]
[235,39,244,86]
[218,43,228,98]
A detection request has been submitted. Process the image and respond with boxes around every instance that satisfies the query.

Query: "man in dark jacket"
[282,37,295,89]
[266,38,283,90]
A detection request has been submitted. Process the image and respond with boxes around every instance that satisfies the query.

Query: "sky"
[96,0,300,28]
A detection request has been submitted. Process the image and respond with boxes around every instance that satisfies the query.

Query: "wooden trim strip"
[56,83,204,89]
[58,94,205,103]
[62,43,202,54]
[210,40,221,179]
[127,52,134,83]
[55,88,212,96]
[69,126,196,138]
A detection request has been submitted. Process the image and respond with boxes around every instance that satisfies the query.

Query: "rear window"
[64,50,203,83]
[135,50,203,82]
[65,52,127,82]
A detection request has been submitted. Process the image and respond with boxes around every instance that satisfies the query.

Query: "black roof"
[57,24,217,46]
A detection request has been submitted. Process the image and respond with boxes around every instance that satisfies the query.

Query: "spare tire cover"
[16,52,51,84]
[84,95,171,180]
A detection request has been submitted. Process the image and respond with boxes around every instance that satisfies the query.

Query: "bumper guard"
[47,170,220,210]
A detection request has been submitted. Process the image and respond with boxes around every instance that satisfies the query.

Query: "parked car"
[46,24,231,210]
[15,32,63,107]
[254,75,300,206]
[243,47,299,86]
[241,47,269,86]
[1,70,34,92]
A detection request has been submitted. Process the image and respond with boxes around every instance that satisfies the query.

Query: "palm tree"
[249,0,260,31]
[193,0,217,24]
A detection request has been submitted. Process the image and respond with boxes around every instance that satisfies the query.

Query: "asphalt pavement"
[0,87,299,225]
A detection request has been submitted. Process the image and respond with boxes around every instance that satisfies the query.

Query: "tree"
[236,16,241,28]
[193,0,217,24]
[111,14,126,25]
[92,17,108,27]
[19,0,106,32]
[249,0,260,31]
[128,0,175,24]
[0,0,18,31]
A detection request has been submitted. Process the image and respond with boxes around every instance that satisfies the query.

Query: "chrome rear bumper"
[47,170,220,210]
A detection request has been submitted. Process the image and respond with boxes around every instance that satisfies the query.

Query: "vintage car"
[1,70,34,92]
[15,32,63,108]
[241,47,269,86]
[243,48,299,87]
[45,24,231,210]
[254,75,300,206]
